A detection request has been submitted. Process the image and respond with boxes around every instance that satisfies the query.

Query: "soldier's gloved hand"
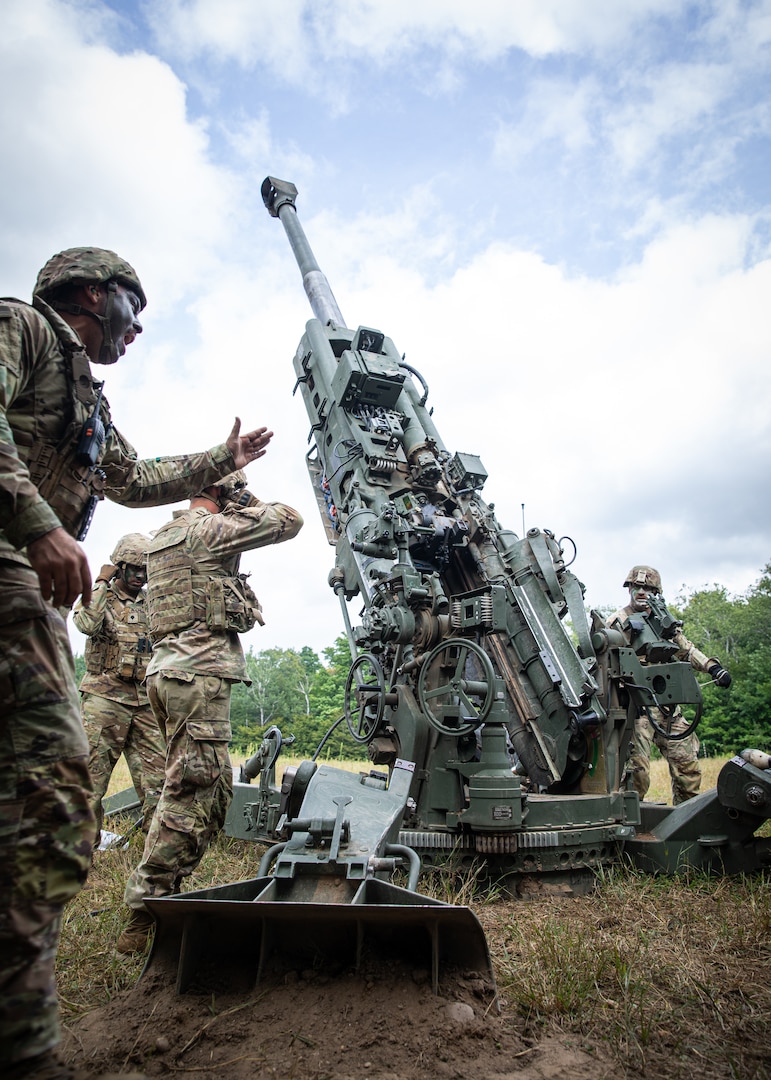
[97,563,118,583]
[233,489,260,508]
[708,664,732,688]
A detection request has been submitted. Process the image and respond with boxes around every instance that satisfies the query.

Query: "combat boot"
[116,908,155,954]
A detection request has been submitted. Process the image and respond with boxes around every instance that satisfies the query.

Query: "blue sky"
[2,0,770,657]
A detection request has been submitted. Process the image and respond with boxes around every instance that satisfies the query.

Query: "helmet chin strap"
[52,281,120,365]
[96,281,119,364]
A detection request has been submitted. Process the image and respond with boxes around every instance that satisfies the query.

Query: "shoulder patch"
[0,301,23,377]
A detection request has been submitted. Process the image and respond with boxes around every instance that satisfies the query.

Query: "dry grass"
[478,868,771,1079]
[104,752,369,798]
[106,752,722,805]
[64,756,770,1079]
[58,826,270,1023]
[647,755,725,803]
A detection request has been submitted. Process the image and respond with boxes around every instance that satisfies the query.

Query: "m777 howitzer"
[138,177,770,994]
[222,178,770,877]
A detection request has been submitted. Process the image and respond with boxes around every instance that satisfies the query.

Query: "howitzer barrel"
[261,176,346,327]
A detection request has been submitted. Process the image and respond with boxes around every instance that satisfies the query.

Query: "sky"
[2,0,770,659]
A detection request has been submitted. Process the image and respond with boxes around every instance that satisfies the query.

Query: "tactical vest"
[146,518,262,639]
[84,590,153,682]
[3,299,109,539]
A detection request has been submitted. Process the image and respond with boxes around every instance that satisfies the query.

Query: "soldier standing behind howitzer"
[607,565,732,805]
[119,467,302,954]
[0,244,273,1080]
[73,532,165,840]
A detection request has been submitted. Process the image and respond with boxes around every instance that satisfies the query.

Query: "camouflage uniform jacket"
[0,296,236,563]
[146,500,303,682]
[72,578,151,706]
[606,604,718,672]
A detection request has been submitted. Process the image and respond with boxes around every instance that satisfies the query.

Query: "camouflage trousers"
[123,671,233,910]
[81,693,166,836]
[0,562,96,1067]
[629,708,701,805]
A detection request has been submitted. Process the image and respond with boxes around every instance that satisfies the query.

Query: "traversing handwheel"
[647,703,702,742]
[344,653,387,743]
[417,639,496,736]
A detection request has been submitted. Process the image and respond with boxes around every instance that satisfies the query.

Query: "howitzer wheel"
[344,653,387,743]
[417,639,496,736]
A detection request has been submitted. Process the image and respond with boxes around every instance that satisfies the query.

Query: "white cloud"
[79,200,771,656]
[1,0,768,662]
[492,77,599,165]
[221,110,316,182]
[705,0,771,57]
[608,62,733,173]
[145,0,310,70]
[0,0,241,309]
[147,0,689,69]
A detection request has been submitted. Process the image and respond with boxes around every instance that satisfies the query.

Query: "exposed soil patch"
[64,960,609,1080]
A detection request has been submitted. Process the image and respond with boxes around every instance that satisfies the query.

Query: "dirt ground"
[58,806,770,1080]
[63,962,610,1080]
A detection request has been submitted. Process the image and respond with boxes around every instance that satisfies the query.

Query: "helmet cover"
[195,470,249,507]
[623,565,662,593]
[34,247,147,310]
[110,532,151,567]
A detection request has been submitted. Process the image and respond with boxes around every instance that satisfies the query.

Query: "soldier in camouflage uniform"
[73,533,165,839]
[0,246,273,1079]
[119,470,302,954]
[607,565,732,805]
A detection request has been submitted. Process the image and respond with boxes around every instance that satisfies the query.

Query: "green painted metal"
[146,760,497,1000]
[227,177,767,886]
[102,785,141,819]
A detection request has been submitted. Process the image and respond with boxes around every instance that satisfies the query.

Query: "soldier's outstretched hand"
[28,527,92,608]
[227,417,274,470]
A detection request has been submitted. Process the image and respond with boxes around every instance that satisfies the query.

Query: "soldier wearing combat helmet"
[34,245,148,365]
[119,471,303,954]
[624,565,662,597]
[73,532,166,841]
[607,565,732,804]
[0,245,272,1079]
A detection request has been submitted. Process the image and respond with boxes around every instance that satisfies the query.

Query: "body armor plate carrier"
[85,593,153,681]
[146,521,262,639]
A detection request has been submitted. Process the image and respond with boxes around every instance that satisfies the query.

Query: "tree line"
[73,633,362,760]
[227,635,362,758]
[669,562,771,756]
[72,561,770,760]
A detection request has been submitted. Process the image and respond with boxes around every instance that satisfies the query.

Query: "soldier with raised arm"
[119,468,303,954]
[0,246,271,1080]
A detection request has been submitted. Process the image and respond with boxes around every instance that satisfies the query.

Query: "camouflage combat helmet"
[195,470,249,509]
[623,565,662,594]
[111,533,151,567]
[34,247,147,310]
[217,470,248,501]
